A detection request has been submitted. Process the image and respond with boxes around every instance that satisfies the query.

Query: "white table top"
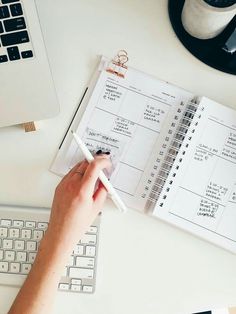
[0,0,236,313]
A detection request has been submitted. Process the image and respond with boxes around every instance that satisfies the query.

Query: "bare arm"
[8,155,111,314]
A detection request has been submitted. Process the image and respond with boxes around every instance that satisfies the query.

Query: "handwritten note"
[197,199,219,219]
[82,127,125,169]
[205,181,228,204]
[102,83,123,102]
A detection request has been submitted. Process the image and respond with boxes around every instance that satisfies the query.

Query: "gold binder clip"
[106,50,129,78]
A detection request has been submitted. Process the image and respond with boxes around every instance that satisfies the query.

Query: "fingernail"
[105,152,110,155]
[96,150,102,155]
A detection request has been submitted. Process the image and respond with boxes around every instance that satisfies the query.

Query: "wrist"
[37,230,72,268]
[39,225,81,262]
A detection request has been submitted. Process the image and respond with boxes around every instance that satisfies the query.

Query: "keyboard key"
[0,262,8,272]
[1,30,29,47]
[28,252,36,263]
[21,263,31,274]
[75,257,94,268]
[2,0,20,3]
[26,241,37,251]
[0,55,7,63]
[83,285,93,293]
[10,262,20,273]
[0,250,3,260]
[0,21,3,33]
[25,221,36,228]
[0,6,10,19]
[21,229,32,239]
[37,222,48,229]
[80,234,96,245]
[71,279,82,285]
[13,220,24,228]
[9,228,20,238]
[1,219,12,227]
[16,251,26,262]
[3,239,13,249]
[88,226,98,234]
[10,3,23,16]
[33,230,43,240]
[69,267,94,280]
[85,246,96,257]
[4,17,26,32]
[71,285,81,292]
[68,256,74,266]
[62,267,67,277]
[0,227,8,237]
[73,245,84,255]
[5,250,15,261]
[14,240,25,250]
[59,283,69,291]
[7,46,20,61]
[21,50,33,59]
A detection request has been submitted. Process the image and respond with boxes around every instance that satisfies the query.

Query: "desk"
[0,0,236,313]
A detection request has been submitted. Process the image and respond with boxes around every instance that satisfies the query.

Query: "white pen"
[71,131,127,213]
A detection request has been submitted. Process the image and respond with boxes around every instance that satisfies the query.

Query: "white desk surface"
[0,0,236,313]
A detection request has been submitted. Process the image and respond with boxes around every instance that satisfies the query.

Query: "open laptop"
[0,0,59,127]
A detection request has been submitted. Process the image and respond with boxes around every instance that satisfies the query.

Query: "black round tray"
[168,0,236,75]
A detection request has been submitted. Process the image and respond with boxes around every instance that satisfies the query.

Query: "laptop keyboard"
[0,215,100,293]
[0,0,33,63]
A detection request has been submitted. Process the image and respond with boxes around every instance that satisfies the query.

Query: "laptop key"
[0,6,10,19]
[0,55,8,63]
[22,50,33,59]
[7,46,20,61]
[10,3,23,16]
[0,21,3,33]
[4,17,26,32]
[2,0,20,4]
[1,30,29,46]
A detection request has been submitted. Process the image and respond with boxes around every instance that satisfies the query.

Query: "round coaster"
[168,0,236,75]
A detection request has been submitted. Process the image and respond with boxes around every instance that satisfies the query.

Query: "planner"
[51,52,236,253]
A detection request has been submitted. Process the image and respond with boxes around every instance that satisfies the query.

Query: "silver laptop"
[0,0,59,127]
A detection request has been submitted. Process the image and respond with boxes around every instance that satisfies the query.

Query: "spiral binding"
[145,98,199,212]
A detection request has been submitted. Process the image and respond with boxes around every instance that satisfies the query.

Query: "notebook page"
[153,97,236,252]
[51,58,193,211]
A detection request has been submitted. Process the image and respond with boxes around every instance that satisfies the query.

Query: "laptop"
[0,0,59,127]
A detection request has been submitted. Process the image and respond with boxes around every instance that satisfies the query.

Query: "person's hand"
[45,154,111,255]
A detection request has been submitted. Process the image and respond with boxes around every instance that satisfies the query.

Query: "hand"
[46,155,111,255]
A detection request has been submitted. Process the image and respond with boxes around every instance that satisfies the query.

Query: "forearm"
[8,231,70,314]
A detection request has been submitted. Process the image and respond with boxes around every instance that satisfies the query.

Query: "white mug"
[182,0,236,39]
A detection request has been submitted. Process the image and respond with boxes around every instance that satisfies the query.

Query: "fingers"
[70,160,88,176]
[80,156,111,197]
[60,160,88,184]
[93,181,107,211]
[71,161,89,180]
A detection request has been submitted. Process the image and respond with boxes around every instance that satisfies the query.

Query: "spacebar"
[1,31,29,47]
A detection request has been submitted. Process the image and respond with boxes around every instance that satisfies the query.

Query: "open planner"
[51,52,236,253]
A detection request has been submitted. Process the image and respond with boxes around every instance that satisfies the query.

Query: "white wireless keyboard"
[0,205,100,293]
